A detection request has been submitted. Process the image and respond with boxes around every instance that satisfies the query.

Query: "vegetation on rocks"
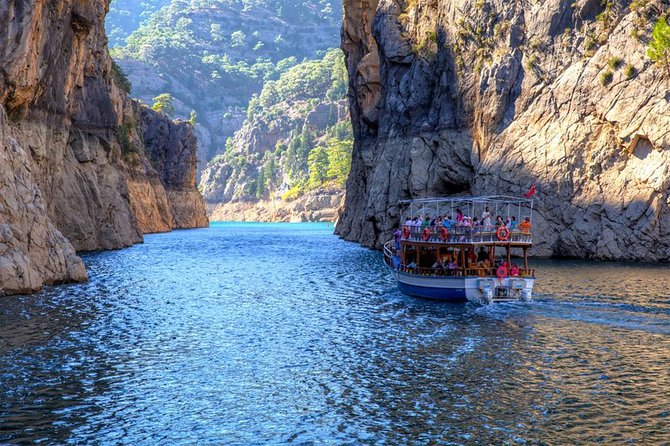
[647,16,670,79]
[199,49,352,207]
[111,60,132,93]
[106,0,171,46]
[152,93,176,117]
[107,0,342,165]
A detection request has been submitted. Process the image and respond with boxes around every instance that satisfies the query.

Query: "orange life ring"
[402,226,411,239]
[422,228,431,241]
[496,265,507,279]
[496,226,510,241]
[440,227,449,242]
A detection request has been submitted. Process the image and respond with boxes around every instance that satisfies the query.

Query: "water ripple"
[1,223,669,444]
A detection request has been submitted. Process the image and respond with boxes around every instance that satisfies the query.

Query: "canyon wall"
[338,0,670,260]
[0,0,207,295]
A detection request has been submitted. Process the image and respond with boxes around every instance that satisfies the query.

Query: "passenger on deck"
[406,260,417,272]
[477,246,488,263]
[472,217,481,235]
[519,217,531,233]
[459,217,471,242]
[481,207,492,228]
[509,216,518,231]
[421,216,431,231]
[456,208,463,224]
[394,228,402,250]
[447,259,459,275]
[432,258,445,274]
[495,215,505,227]
[477,258,491,275]
[412,217,421,239]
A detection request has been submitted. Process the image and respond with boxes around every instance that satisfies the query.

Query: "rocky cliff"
[201,98,349,222]
[339,0,670,260]
[0,0,207,295]
[207,188,344,222]
[201,49,352,222]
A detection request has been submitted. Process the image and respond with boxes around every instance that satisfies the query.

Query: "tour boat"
[383,196,536,304]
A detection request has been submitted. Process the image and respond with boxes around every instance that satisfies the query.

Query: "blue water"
[1,223,670,444]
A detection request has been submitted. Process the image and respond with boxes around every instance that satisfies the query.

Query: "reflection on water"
[1,223,669,444]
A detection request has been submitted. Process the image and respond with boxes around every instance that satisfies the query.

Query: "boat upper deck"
[396,195,534,247]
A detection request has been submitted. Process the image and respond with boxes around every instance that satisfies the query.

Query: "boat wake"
[475,298,670,335]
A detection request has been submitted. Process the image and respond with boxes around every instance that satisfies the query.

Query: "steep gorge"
[339,0,670,260]
[0,0,207,295]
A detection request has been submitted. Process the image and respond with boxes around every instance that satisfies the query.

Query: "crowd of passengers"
[392,246,525,277]
[397,206,531,242]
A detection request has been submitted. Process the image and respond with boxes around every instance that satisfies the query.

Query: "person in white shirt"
[481,207,492,228]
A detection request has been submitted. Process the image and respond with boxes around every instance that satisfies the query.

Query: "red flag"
[523,184,536,198]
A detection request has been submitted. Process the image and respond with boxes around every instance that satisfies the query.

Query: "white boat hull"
[392,270,535,304]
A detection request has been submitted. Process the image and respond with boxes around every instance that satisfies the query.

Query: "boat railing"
[383,239,395,266]
[399,225,532,244]
[393,264,535,278]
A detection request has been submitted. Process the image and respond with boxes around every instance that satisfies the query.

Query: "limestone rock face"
[139,107,209,229]
[338,0,670,260]
[207,188,344,223]
[0,0,207,295]
[0,107,87,295]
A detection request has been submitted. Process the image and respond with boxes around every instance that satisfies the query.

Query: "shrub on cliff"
[647,16,670,79]
[600,69,614,86]
[152,93,175,117]
[111,60,132,94]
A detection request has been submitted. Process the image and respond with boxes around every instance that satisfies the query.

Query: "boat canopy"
[399,195,534,225]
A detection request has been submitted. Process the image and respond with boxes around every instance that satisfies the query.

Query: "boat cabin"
[384,196,535,279]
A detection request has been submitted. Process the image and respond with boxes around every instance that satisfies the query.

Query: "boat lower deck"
[392,269,535,304]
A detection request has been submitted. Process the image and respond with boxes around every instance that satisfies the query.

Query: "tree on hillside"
[189,110,197,125]
[111,60,132,94]
[325,138,353,187]
[255,167,266,199]
[231,30,247,48]
[307,146,330,189]
[648,16,670,80]
[152,93,175,117]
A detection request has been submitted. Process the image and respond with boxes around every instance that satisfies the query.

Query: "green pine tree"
[152,93,175,117]
[307,146,329,189]
[648,16,670,80]
[256,168,265,199]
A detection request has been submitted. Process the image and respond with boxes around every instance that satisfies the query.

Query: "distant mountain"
[108,0,342,171]
[200,49,352,222]
[106,0,172,47]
